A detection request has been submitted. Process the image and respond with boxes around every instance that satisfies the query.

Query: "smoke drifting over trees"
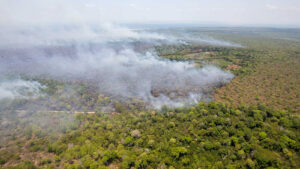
[0,79,45,100]
[0,24,234,108]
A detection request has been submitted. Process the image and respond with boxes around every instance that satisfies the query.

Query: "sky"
[0,0,300,27]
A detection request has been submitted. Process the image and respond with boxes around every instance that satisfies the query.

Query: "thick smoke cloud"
[0,24,234,108]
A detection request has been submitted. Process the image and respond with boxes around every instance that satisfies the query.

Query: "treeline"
[5,102,297,169]
[156,45,260,76]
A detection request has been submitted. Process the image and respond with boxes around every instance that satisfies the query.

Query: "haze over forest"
[0,0,299,169]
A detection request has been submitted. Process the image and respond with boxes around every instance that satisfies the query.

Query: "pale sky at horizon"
[0,0,300,27]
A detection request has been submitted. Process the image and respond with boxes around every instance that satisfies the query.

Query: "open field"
[156,28,300,112]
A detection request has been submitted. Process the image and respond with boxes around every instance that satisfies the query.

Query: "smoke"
[0,24,167,49]
[0,23,244,50]
[0,79,45,100]
[148,28,243,47]
[182,35,242,47]
[0,22,239,108]
[0,0,241,109]
[0,24,234,108]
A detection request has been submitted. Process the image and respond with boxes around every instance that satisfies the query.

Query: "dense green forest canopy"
[1,102,299,169]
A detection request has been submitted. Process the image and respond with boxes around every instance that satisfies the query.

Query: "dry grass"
[215,56,300,112]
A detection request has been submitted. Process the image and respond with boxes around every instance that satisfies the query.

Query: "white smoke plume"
[0,24,167,49]
[0,24,235,108]
[0,24,243,49]
[0,79,45,100]
[147,28,243,47]
[182,35,242,47]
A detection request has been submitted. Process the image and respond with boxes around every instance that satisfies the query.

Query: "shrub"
[259,132,267,140]
[102,150,118,165]
[131,130,141,138]
[8,161,38,169]
[180,136,192,144]
[171,147,188,159]
[181,157,190,165]
[124,136,134,146]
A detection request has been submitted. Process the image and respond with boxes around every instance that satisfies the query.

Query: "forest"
[0,27,299,169]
